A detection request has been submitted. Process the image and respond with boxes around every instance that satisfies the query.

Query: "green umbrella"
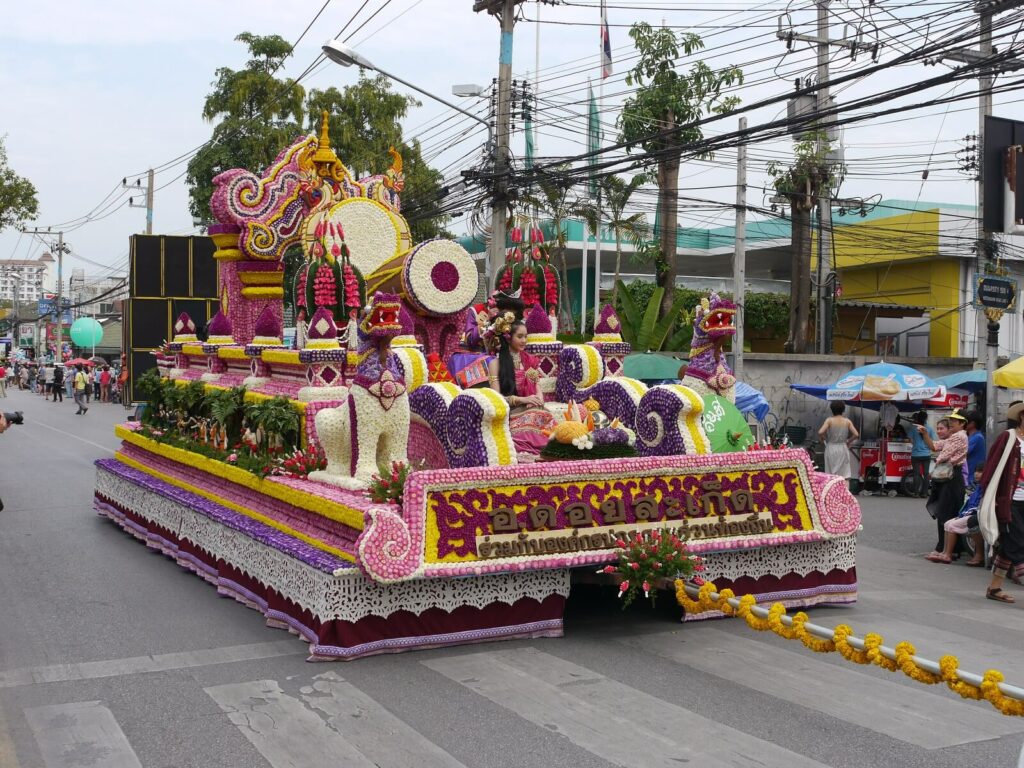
[701,394,754,453]
[621,352,685,381]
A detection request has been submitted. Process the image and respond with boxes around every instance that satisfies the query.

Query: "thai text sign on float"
[422,458,817,564]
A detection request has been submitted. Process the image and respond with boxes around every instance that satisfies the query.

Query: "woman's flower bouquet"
[599,528,703,608]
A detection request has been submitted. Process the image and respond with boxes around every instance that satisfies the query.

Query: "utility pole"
[778,3,875,354]
[475,0,523,291]
[733,117,748,383]
[22,227,67,363]
[815,1,832,356]
[125,169,155,235]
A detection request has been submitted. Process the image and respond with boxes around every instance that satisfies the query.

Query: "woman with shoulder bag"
[917,411,968,561]
[978,401,1024,604]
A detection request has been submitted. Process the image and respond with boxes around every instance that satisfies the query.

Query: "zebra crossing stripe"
[638,627,1024,748]
[424,648,828,768]
[204,676,467,768]
[24,701,142,768]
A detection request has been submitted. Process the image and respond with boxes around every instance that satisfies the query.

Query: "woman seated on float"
[486,313,555,454]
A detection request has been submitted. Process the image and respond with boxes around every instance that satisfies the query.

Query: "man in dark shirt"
[964,410,986,486]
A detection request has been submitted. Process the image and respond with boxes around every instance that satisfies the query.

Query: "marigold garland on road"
[674,579,1024,717]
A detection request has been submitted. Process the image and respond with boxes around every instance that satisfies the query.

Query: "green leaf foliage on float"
[204,386,247,444]
[540,440,637,462]
[244,396,300,452]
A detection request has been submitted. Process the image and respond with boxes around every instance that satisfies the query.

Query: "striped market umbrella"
[826,362,944,402]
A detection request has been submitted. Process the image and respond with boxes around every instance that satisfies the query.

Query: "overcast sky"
[0,0,1014,283]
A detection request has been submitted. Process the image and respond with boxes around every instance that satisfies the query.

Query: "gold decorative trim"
[238,272,285,286]
[241,286,284,299]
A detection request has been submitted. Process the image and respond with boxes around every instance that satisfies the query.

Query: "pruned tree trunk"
[556,228,575,334]
[785,202,813,353]
[657,111,679,319]
[612,233,623,306]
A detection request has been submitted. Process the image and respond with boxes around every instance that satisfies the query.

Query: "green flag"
[587,83,599,198]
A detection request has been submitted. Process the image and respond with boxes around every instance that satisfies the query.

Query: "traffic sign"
[975,275,1018,312]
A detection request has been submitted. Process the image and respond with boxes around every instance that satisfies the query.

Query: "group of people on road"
[918,404,1024,605]
[820,400,1024,605]
[1,360,122,405]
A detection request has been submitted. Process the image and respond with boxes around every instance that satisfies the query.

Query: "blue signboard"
[37,296,73,325]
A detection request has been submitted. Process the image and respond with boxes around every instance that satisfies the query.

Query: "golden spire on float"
[312,110,340,178]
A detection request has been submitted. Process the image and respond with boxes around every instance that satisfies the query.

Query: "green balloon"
[701,395,754,453]
[70,318,104,347]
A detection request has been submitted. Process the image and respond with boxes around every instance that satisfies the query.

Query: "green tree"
[766,132,838,353]
[574,173,649,306]
[521,169,580,332]
[305,74,449,242]
[186,33,306,223]
[618,23,742,315]
[0,136,39,231]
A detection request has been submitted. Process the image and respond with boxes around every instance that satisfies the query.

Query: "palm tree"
[245,397,299,452]
[205,386,246,447]
[574,173,650,307]
[520,170,580,333]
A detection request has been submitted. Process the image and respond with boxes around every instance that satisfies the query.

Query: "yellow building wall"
[838,259,960,357]
[820,209,941,271]
[818,206,963,357]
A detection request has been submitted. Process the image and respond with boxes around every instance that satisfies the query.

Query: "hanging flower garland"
[674,579,1024,717]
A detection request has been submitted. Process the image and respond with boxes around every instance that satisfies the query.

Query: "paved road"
[1,387,1023,768]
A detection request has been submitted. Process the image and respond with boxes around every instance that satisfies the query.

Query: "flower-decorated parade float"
[94,114,861,660]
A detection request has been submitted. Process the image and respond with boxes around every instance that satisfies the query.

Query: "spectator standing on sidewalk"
[0,362,6,398]
[51,364,64,403]
[964,410,986,485]
[908,411,934,498]
[73,364,89,415]
[100,366,111,402]
[980,401,1024,604]
[40,363,52,400]
[918,411,968,559]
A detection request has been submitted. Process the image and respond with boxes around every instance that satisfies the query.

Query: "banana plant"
[615,280,692,352]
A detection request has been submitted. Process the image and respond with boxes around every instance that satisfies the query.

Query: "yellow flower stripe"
[674,579,1024,717]
[241,286,284,299]
[180,344,206,356]
[114,451,355,562]
[260,349,302,366]
[475,388,513,466]
[668,384,711,455]
[217,347,250,361]
[115,426,361,529]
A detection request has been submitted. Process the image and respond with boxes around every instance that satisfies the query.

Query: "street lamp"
[322,39,504,288]
[322,40,492,142]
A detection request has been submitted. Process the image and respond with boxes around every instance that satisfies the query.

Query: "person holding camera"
[907,411,935,498]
